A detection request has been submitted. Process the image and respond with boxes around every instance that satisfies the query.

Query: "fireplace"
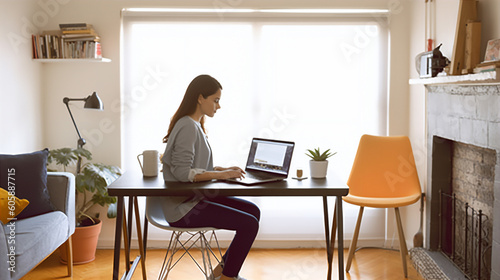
[425,84,500,280]
[431,137,494,279]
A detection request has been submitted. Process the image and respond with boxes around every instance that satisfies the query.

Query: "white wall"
[1,0,460,249]
[30,0,416,248]
[0,0,43,153]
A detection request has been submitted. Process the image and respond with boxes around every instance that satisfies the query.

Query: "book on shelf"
[473,60,500,73]
[62,29,97,36]
[60,23,97,36]
[32,23,103,59]
[473,65,497,73]
[62,35,100,41]
[61,41,102,59]
[31,30,61,59]
[59,23,93,30]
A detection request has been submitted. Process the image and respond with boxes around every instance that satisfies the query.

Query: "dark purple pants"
[170,196,260,277]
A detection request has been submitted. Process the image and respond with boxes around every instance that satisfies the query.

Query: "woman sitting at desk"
[156,74,260,280]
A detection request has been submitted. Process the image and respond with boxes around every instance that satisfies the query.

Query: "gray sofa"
[0,172,75,280]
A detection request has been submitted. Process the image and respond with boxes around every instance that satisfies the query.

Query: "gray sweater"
[157,116,214,222]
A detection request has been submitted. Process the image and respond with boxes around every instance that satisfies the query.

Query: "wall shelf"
[33,58,111,63]
[409,69,500,85]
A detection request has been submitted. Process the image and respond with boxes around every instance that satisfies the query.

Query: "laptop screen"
[245,138,295,176]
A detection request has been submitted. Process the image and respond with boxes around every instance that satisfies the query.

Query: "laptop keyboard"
[245,172,276,180]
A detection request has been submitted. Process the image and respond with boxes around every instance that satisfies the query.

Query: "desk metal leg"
[127,197,134,261]
[336,196,344,280]
[112,196,124,280]
[330,200,337,278]
[113,196,147,280]
[133,196,148,280]
[323,196,333,280]
[122,207,131,272]
[324,196,345,280]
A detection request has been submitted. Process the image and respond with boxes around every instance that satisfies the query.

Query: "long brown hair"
[163,75,222,143]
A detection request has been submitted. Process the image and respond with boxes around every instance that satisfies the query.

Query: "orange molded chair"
[344,135,421,277]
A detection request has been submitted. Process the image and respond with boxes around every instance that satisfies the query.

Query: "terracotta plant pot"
[60,219,102,264]
[309,160,329,178]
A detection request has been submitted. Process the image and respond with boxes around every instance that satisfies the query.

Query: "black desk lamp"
[63,92,103,172]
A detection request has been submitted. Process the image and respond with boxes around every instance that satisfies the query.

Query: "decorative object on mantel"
[415,44,450,78]
[473,39,500,73]
[410,39,500,85]
[484,38,500,61]
[461,21,481,74]
[449,0,478,75]
[424,0,435,52]
[473,60,500,74]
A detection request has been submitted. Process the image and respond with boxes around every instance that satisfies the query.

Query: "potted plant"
[306,148,336,178]
[48,147,121,264]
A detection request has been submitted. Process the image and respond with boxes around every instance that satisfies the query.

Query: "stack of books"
[473,61,500,74]
[32,23,102,59]
[472,39,500,74]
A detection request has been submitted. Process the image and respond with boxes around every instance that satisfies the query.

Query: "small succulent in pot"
[306,148,336,178]
[306,148,336,161]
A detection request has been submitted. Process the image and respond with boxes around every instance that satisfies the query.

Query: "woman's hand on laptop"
[193,167,245,182]
[214,166,246,179]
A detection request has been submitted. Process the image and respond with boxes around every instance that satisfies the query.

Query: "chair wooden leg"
[394,207,408,278]
[65,235,73,277]
[346,206,364,272]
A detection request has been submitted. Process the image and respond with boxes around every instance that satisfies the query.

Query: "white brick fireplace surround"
[426,84,500,280]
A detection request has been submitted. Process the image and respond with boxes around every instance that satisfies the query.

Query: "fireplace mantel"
[409,70,500,86]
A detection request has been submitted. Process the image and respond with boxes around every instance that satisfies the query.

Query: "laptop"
[224,138,295,185]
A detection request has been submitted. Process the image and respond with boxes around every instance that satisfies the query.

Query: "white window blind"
[122,10,388,247]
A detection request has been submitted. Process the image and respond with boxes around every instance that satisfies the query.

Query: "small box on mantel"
[484,38,500,62]
[472,38,500,74]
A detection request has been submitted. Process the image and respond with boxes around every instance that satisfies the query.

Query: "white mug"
[137,150,159,177]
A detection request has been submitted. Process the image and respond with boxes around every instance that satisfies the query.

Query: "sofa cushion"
[0,149,55,219]
[4,211,69,280]
[0,188,29,224]
[9,211,68,255]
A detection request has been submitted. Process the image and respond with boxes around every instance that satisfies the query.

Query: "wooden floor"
[23,248,424,280]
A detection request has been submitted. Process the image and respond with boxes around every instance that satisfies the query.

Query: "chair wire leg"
[158,231,180,280]
[211,230,223,265]
[179,233,207,272]
[203,230,224,280]
[158,232,172,280]
[200,232,212,279]
[198,232,207,278]
[346,206,364,272]
[157,230,222,280]
[165,232,179,280]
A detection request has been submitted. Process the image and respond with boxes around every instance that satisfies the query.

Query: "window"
[122,10,388,246]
